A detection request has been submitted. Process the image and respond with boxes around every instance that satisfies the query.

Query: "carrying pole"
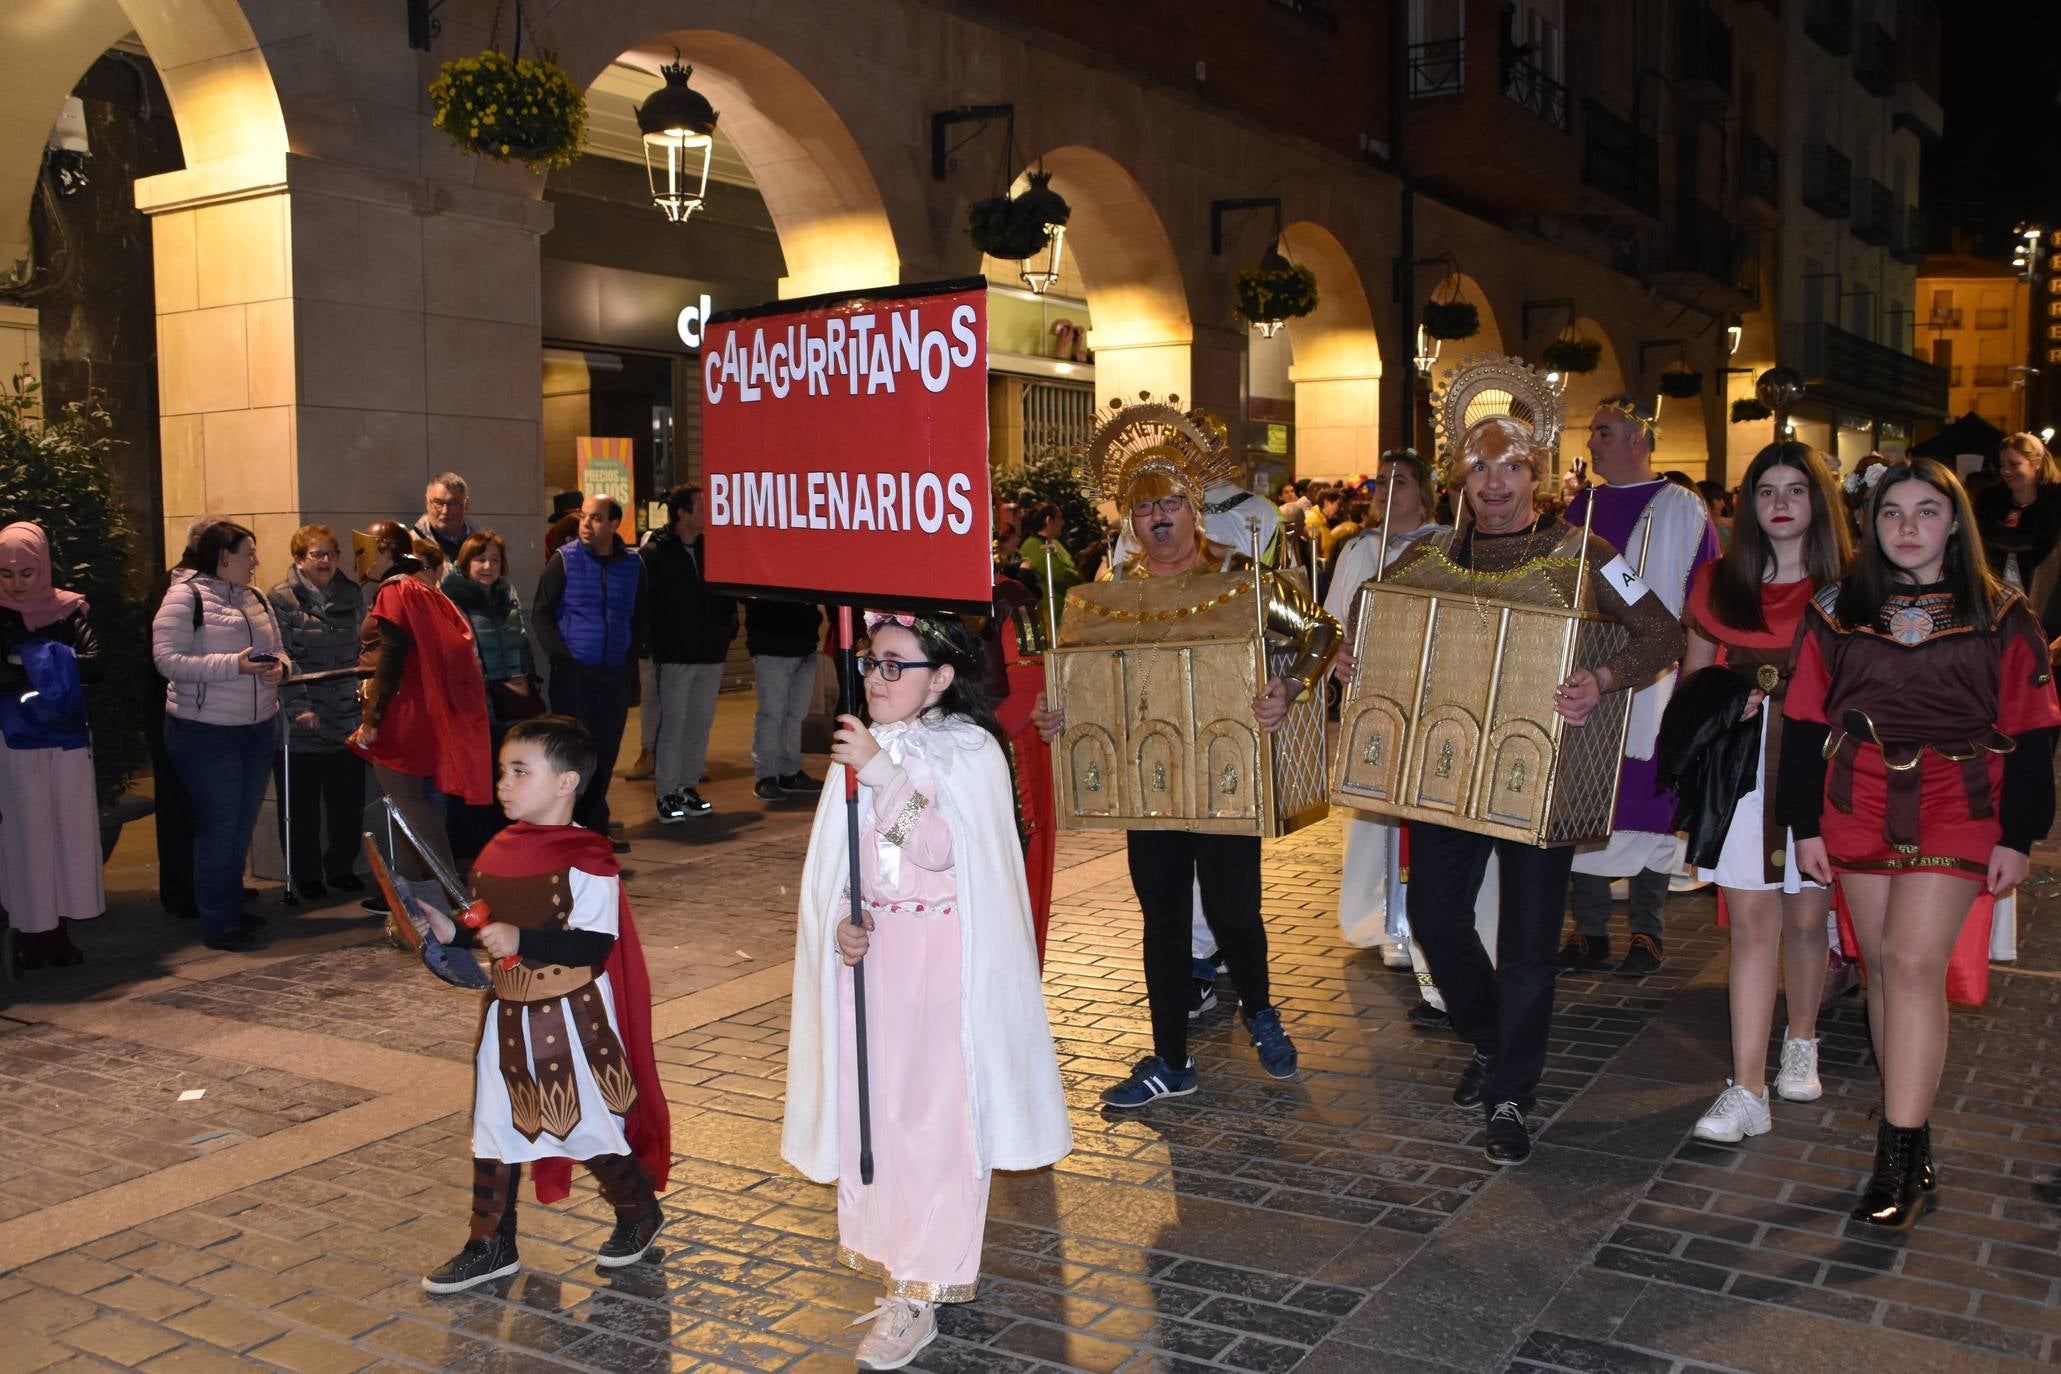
[279,720,298,906]
[837,605,875,1185]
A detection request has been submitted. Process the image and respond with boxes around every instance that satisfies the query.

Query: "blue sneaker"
[1244,1006,1299,1080]
[1100,1056,1198,1108]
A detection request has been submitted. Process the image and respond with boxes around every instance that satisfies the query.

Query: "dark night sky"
[1925,1,2061,252]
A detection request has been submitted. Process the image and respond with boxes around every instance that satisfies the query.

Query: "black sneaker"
[1484,1101,1531,1165]
[657,793,689,824]
[422,1236,521,1293]
[1616,933,1664,976]
[1452,1051,1492,1107]
[1558,932,1613,970]
[596,1206,665,1268]
[779,770,825,794]
[1405,998,1451,1031]
[202,930,259,952]
[753,777,783,801]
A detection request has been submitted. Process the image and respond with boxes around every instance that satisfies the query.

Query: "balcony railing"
[1854,180,1895,246]
[1583,101,1659,215]
[1741,132,1779,209]
[1407,37,1464,98]
[1503,55,1568,130]
[1805,0,1854,55]
[1975,308,2011,330]
[1677,2,1735,94]
[1974,364,2012,387]
[1801,144,1852,219]
[1928,308,1962,328]
[1785,320,1950,415]
[1856,23,1896,96]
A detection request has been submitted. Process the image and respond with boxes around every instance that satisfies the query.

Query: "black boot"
[1852,1120,1926,1229]
[1917,1122,1937,1194]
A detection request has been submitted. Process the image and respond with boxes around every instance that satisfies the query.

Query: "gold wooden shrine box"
[1331,569,1633,847]
[1050,572,1329,838]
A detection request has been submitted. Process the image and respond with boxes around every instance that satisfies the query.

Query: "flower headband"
[1842,463,1889,497]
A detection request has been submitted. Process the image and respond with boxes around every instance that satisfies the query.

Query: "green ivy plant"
[1540,337,1602,374]
[1235,253,1319,329]
[0,375,151,807]
[1730,397,1773,423]
[1420,299,1480,341]
[428,48,587,170]
[1660,364,1704,399]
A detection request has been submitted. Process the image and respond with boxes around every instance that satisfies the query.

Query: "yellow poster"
[575,436,636,538]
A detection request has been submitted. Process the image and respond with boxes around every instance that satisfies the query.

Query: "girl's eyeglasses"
[857,655,941,682]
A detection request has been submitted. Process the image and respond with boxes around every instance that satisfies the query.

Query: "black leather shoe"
[1616,933,1664,977]
[1484,1101,1531,1165]
[1853,1120,1926,1229]
[1405,999,1452,1031]
[203,930,259,952]
[1558,932,1612,970]
[1452,1052,1493,1107]
[422,1235,521,1293]
[596,1206,665,1268]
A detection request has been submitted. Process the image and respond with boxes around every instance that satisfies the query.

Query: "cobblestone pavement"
[4,698,2061,1372]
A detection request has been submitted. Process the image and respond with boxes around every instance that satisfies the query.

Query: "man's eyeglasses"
[427,497,461,510]
[1129,495,1189,518]
[857,655,940,682]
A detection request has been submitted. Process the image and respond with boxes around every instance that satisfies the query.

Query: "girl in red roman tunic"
[1779,457,2060,1230]
[1682,444,1852,1146]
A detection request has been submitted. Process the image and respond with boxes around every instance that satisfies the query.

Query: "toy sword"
[379,796,517,970]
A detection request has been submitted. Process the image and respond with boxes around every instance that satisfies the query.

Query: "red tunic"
[349,576,493,804]
[1785,584,2060,879]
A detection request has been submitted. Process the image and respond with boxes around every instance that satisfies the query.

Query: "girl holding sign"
[782,611,1069,1370]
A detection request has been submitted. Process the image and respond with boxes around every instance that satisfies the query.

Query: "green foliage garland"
[1420,299,1480,341]
[428,49,587,170]
[1235,255,1319,327]
[0,376,151,806]
[1540,337,1602,374]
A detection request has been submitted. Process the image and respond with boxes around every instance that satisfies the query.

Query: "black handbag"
[1655,666,1762,869]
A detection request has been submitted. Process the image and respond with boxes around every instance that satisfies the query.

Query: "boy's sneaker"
[1187,956,1219,1019]
[422,1235,520,1293]
[596,1206,665,1268]
[656,793,688,824]
[1101,1055,1198,1108]
[1616,933,1664,976]
[1692,1081,1772,1144]
[779,770,825,794]
[1244,1006,1299,1080]
[1775,1037,1823,1102]
[753,777,784,801]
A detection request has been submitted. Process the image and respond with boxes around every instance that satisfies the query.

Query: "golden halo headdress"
[1079,391,1238,509]
[1428,353,1567,462]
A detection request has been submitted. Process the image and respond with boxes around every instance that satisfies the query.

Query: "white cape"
[781,715,1072,1183]
[1606,480,1715,760]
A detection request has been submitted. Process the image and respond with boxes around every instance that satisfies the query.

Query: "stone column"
[1291,371,1382,479]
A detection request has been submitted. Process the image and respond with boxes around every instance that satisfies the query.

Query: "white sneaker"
[1380,940,1412,969]
[1775,1036,1823,1102]
[853,1297,938,1370]
[1692,1081,1772,1143]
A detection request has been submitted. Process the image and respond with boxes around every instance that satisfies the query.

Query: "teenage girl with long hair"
[1680,444,1851,1144]
[1778,457,2059,1228]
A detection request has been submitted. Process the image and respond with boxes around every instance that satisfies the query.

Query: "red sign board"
[701,278,993,612]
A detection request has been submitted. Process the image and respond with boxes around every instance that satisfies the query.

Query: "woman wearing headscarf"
[0,522,105,969]
[151,520,291,952]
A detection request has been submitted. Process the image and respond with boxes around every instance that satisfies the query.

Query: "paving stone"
[56,1312,184,1364]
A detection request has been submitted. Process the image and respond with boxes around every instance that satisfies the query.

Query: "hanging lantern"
[1014,170,1072,295]
[1413,324,1442,378]
[636,54,718,224]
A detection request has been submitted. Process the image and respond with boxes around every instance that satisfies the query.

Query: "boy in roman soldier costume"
[407,714,671,1293]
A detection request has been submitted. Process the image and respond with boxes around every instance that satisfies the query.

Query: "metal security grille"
[1022,379,1095,458]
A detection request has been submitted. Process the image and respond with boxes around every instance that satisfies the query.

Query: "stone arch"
[0,0,287,287]
[1277,220,1381,479]
[1419,273,1508,457]
[569,28,900,300]
[1557,316,1629,476]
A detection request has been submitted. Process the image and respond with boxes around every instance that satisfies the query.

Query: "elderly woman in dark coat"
[267,524,369,899]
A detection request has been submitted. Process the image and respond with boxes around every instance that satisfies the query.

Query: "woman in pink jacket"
[151,521,291,952]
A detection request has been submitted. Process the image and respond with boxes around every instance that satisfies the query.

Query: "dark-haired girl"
[782,611,1068,1370]
[1681,445,1851,1145]
[1779,457,2060,1229]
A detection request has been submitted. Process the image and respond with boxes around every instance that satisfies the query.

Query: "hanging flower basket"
[1420,299,1479,341]
[428,49,587,170]
[1730,397,1773,423]
[1235,253,1319,328]
[1660,364,1704,399]
[968,171,1071,261]
[1540,337,1602,374]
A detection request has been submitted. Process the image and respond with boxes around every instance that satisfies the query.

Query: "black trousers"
[149,728,195,914]
[1406,822,1576,1114]
[272,747,368,882]
[551,660,633,833]
[1126,830,1270,1066]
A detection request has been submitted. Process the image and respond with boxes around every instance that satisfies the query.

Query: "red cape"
[350,576,493,804]
[476,822,671,1202]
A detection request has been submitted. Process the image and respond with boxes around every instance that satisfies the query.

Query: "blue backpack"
[0,639,89,750]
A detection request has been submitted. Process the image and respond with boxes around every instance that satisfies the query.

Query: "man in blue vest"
[533,495,647,847]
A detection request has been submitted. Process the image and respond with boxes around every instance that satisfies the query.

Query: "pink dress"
[835,743,991,1302]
